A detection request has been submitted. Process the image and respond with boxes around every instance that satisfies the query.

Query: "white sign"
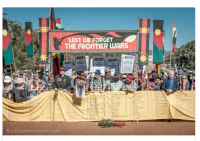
[106,57,120,76]
[74,56,87,73]
[90,58,93,74]
[62,60,73,78]
[76,85,85,98]
[121,54,135,73]
[93,56,105,75]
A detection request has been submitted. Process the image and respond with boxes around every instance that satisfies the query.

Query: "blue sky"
[3,7,195,51]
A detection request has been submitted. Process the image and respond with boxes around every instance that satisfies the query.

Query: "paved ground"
[3,120,195,135]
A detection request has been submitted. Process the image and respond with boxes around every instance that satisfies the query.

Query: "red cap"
[60,67,66,71]
[126,75,133,82]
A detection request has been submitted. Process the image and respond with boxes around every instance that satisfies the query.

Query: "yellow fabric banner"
[3,90,195,121]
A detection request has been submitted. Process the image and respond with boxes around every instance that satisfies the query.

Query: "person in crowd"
[179,75,190,91]
[74,71,89,93]
[19,70,28,83]
[72,71,81,90]
[191,76,195,90]
[108,72,123,91]
[122,75,137,92]
[140,77,147,90]
[32,73,45,94]
[5,68,12,77]
[188,72,194,90]
[154,76,162,91]
[121,74,127,83]
[35,68,39,74]
[162,70,179,93]
[3,76,14,101]
[38,70,47,84]
[132,72,142,91]
[45,77,54,91]
[13,78,28,102]
[146,73,155,90]
[11,72,18,82]
[90,70,106,93]
[53,67,71,92]
[45,69,49,82]
[104,67,113,91]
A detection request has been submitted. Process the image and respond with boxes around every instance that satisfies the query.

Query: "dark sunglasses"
[183,78,187,79]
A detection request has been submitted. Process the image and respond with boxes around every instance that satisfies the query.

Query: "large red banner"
[49,30,138,53]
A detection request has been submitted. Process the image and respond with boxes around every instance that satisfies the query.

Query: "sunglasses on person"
[182,77,187,79]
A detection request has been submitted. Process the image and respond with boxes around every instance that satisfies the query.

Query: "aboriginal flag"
[171,22,177,55]
[25,22,33,56]
[3,19,14,65]
[39,18,49,67]
[153,20,164,64]
[138,19,150,65]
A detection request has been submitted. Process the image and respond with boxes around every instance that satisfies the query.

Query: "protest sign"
[62,60,73,78]
[106,57,120,76]
[74,56,87,72]
[121,54,135,73]
[93,56,105,75]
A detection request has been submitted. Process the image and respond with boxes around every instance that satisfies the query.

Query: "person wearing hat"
[3,76,14,101]
[53,67,71,92]
[13,78,28,102]
[104,67,113,91]
[5,68,12,77]
[121,74,127,83]
[122,75,137,92]
[90,69,106,92]
[108,72,123,91]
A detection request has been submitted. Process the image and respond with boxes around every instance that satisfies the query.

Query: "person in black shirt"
[53,67,71,92]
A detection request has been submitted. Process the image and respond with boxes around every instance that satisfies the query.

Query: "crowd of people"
[3,65,195,103]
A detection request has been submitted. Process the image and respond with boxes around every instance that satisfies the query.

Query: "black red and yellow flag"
[39,18,49,67]
[138,19,150,65]
[153,20,164,64]
[52,53,60,78]
[3,19,14,65]
[25,22,33,56]
[171,22,177,55]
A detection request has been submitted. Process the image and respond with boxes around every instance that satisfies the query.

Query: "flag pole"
[48,8,51,77]
[31,21,35,72]
[135,17,139,72]
[170,21,173,70]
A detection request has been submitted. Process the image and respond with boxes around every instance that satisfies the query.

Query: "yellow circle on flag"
[3,29,7,36]
[27,29,31,35]
[155,29,161,35]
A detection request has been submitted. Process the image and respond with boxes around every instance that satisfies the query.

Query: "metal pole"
[48,8,51,77]
[134,17,139,72]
